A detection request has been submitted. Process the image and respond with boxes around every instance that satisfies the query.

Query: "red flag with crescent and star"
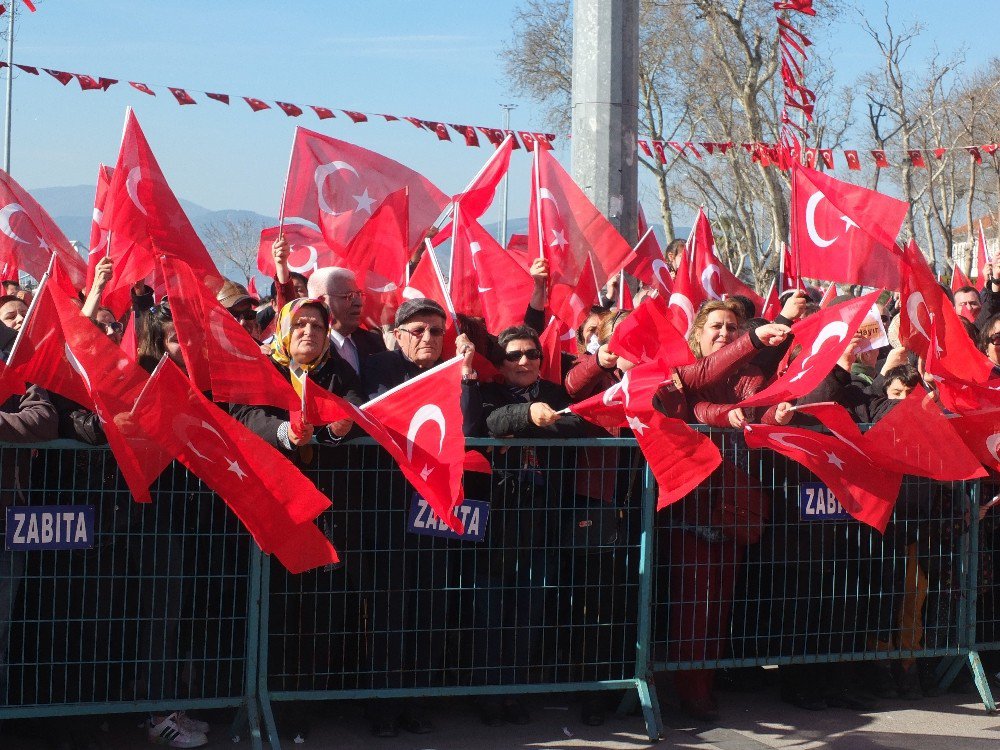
[624,205,672,296]
[256,224,344,279]
[528,145,633,291]
[952,262,973,293]
[340,189,410,330]
[665,244,704,337]
[281,127,449,253]
[744,421,901,532]
[791,162,908,290]
[951,409,1000,474]
[737,291,880,408]
[100,108,222,313]
[449,209,534,334]
[132,357,339,573]
[85,164,114,292]
[899,240,995,384]
[686,208,763,311]
[159,256,302,411]
[301,355,488,533]
[608,293,694,368]
[0,169,88,288]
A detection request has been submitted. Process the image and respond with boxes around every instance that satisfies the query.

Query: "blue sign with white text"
[6,505,95,550]
[407,494,489,542]
[798,483,850,521]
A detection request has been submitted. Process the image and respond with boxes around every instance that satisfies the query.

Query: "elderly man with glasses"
[306,267,386,375]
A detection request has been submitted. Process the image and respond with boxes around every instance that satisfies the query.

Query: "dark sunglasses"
[231,308,257,322]
[103,321,124,335]
[503,348,543,362]
[989,333,1000,347]
[398,325,446,338]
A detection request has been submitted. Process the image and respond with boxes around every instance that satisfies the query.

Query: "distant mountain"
[480,217,689,247]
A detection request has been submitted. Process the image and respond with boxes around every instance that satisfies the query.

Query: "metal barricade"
[258,438,661,747]
[0,442,263,749]
[649,427,994,712]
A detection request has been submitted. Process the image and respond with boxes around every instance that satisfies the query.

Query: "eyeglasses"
[231,308,257,322]
[103,321,124,335]
[329,291,364,303]
[503,348,543,362]
[988,333,1000,346]
[398,325,446,339]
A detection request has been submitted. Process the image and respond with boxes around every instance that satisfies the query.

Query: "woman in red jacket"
[664,299,791,721]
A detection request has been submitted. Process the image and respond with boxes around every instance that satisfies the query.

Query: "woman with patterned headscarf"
[232,297,363,452]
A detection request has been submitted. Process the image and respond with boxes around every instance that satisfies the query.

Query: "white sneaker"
[176,712,210,734]
[148,712,208,748]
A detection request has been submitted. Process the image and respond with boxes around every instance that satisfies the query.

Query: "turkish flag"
[977,221,991,291]
[549,254,598,330]
[281,127,448,252]
[609,293,695,368]
[951,409,1000,473]
[168,87,196,105]
[309,105,334,119]
[625,205,672,295]
[818,283,838,307]
[687,208,763,311]
[244,97,271,112]
[160,256,301,410]
[781,241,799,291]
[257,223,343,279]
[791,163,908,289]
[100,109,222,310]
[343,110,368,123]
[75,74,108,91]
[451,124,479,147]
[44,68,72,85]
[133,358,339,573]
[899,240,995,384]
[844,150,861,170]
[738,291,880,408]
[0,247,18,283]
[952,262,973,293]
[305,356,481,532]
[340,189,409,330]
[450,209,533,334]
[761,281,781,320]
[643,414,723,509]
[275,101,303,117]
[666,244,704,336]
[569,361,666,432]
[129,81,155,96]
[862,390,987,480]
[744,423,902,532]
[0,169,88,288]
[85,163,114,292]
[528,145,633,289]
[477,127,505,147]
[8,275,171,503]
[537,317,567,385]
[207,92,230,105]
[451,134,513,220]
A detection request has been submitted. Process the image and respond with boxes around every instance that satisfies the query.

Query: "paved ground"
[2,679,997,749]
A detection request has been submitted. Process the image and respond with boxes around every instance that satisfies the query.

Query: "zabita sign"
[6,505,95,550]
[798,483,850,521]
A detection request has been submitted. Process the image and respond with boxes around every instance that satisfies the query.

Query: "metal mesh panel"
[263,438,645,697]
[0,443,253,713]
[651,427,970,672]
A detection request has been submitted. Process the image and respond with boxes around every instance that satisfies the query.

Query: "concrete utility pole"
[3,2,14,173]
[571,0,639,243]
[498,103,517,247]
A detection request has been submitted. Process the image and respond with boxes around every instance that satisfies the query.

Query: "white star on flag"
[840,215,859,232]
[626,415,649,436]
[353,188,377,214]
[419,464,433,481]
[226,457,248,480]
[550,228,568,248]
[824,450,845,470]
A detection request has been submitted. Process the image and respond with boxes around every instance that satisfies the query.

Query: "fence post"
[630,462,663,740]
[255,550,282,749]
[965,479,996,710]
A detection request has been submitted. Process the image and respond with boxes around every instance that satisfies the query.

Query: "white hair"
[308,267,356,298]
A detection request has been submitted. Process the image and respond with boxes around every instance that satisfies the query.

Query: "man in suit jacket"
[307,267,386,374]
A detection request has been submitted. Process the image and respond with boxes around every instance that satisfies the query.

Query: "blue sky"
[6,0,994,229]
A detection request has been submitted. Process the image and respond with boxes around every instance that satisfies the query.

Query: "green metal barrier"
[257,437,661,747]
[3,432,998,749]
[0,442,264,749]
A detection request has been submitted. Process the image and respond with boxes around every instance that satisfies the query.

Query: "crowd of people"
[1,235,998,748]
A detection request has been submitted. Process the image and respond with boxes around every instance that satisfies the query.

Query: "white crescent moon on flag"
[125,166,149,216]
[470,241,492,292]
[0,203,30,243]
[174,415,231,463]
[406,403,446,461]
[651,259,671,291]
[315,161,360,216]
[209,312,258,362]
[366,270,398,293]
[401,285,423,300]
[64,343,93,395]
[906,292,931,341]
[987,433,1000,464]
[792,320,850,379]
[287,245,319,275]
[769,431,819,457]
[701,264,723,300]
[668,292,696,336]
[805,191,837,248]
